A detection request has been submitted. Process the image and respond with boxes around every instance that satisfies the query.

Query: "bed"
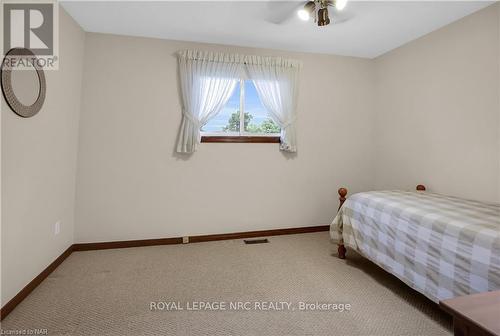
[330,186,500,303]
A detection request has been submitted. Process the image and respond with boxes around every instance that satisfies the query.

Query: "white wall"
[1,8,85,305]
[374,4,500,203]
[74,4,500,243]
[74,34,376,243]
[498,3,500,202]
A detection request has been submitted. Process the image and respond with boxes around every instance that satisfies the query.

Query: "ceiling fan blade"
[265,1,305,24]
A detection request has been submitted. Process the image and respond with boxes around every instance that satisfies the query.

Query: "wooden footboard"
[336,185,426,259]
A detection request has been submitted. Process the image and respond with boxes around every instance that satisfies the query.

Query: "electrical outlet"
[55,221,61,235]
[182,236,189,244]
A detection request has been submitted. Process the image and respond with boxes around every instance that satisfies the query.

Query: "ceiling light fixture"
[335,0,348,11]
[297,9,309,21]
[297,0,348,26]
[317,7,330,26]
[297,1,315,21]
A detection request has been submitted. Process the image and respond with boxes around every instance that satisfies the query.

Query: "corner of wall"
[369,57,379,192]
[497,2,500,203]
[64,8,87,247]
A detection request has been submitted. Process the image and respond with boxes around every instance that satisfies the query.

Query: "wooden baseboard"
[189,225,329,243]
[73,237,183,251]
[0,225,329,320]
[0,245,74,320]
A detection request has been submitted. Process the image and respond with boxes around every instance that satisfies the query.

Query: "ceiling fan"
[266,0,350,27]
[298,0,349,26]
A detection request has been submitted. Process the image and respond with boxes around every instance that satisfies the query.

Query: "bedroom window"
[201,80,281,143]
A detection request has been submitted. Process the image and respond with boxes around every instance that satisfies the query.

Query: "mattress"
[330,190,500,302]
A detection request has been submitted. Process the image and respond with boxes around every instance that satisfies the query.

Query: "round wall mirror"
[1,48,46,118]
[11,67,40,106]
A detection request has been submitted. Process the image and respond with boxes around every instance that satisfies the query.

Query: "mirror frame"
[1,48,46,118]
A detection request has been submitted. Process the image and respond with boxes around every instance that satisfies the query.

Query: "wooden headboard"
[338,184,426,209]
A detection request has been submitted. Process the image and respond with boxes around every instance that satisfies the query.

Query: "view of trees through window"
[202,80,280,135]
[222,111,280,133]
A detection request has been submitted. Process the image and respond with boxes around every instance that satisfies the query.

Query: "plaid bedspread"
[330,190,500,302]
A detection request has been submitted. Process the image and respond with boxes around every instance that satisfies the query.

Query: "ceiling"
[60,1,493,59]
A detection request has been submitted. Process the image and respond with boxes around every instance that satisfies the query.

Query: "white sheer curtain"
[176,50,301,153]
[245,56,301,152]
[176,51,243,153]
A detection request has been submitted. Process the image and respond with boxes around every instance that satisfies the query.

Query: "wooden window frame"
[200,79,280,144]
[201,135,280,143]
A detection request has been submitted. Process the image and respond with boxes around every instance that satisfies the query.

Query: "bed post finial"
[337,188,348,259]
[338,188,348,211]
[416,185,426,191]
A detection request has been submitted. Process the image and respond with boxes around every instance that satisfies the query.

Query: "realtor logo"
[2,1,59,69]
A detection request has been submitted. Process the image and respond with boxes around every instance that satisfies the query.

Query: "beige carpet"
[1,232,451,335]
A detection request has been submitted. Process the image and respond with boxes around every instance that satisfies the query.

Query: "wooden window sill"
[201,136,280,143]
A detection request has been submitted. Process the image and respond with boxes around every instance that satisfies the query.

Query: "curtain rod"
[177,50,302,68]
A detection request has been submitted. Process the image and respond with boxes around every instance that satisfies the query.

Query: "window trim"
[201,135,280,143]
[200,79,281,143]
